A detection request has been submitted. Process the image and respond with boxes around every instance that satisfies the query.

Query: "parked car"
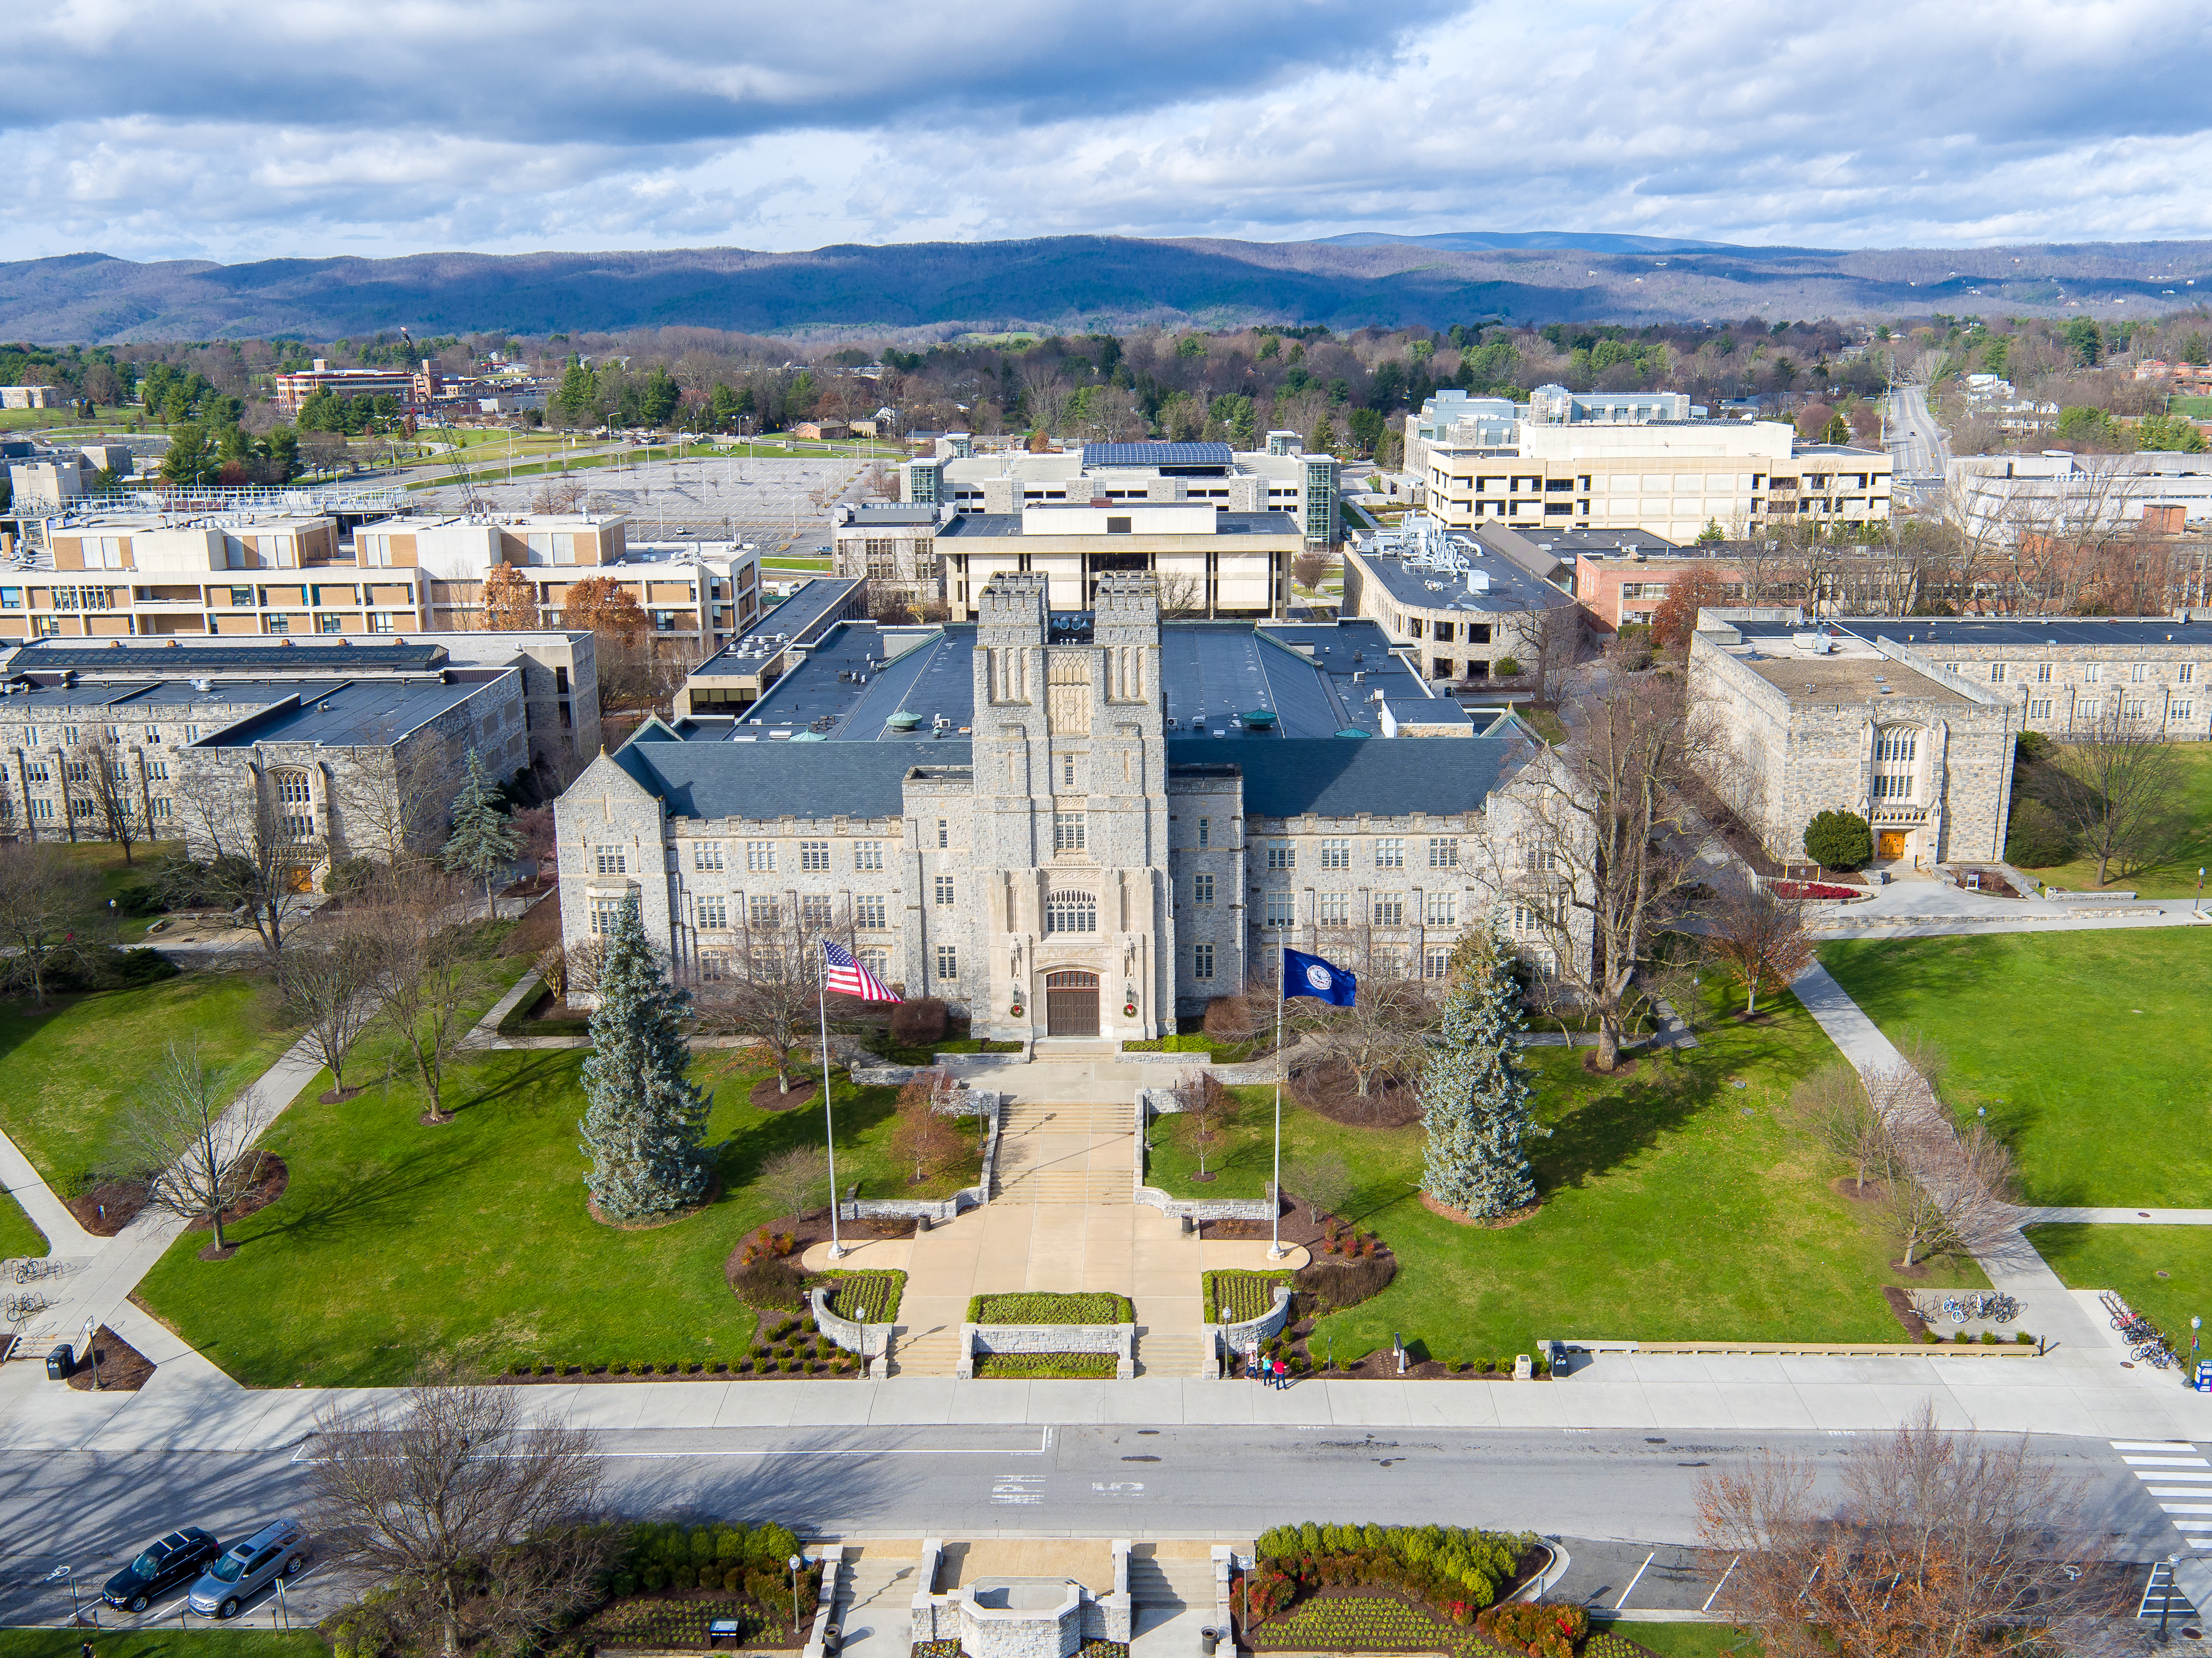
[185,1518,309,1619]
[103,1528,222,1612]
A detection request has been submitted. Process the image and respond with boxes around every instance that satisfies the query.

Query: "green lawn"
[0,1189,49,1257]
[136,1013,981,1386]
[0,973,301,1193]
[1592,1623,1764,1658]
[2025,1224,2212,1355]
[1146,980,1936,1363]
[0,1635,327,1658]
[2012,745,2212,895]
[1819,931,2212,1207]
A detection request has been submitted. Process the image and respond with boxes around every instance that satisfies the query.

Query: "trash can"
[1201,1628,1221,1655]
[45,1343,73,1380]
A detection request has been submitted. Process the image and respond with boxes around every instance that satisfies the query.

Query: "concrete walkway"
[2026,1209,2212,1226]
[0,1126,98,1257]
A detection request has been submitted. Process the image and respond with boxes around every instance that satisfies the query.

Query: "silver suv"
[186,1518,309,1619]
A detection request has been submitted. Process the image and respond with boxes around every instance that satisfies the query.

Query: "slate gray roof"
[615,739,970,821]
[1167,736,1530,818]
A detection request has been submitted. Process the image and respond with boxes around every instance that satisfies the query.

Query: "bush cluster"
[889,997,948,1047]
[1478,1602,1588,1658]
[1252,1523,1533,1612]
[1292,1253,1397,1313]
[607,1520,806,1605]
[42,946,179,994]
[732,1256,806,1312]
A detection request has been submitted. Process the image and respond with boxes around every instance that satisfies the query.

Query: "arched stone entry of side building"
[1043,969,1100,1037]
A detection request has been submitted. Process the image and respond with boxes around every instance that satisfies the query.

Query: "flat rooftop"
[1808,617,2212,649]
[936,511,1301,538]
[690,577,867,675]
[1354,541,1573,615]
[204,674,496,747]
[1743,655,1966,706]
[9,640,448,673]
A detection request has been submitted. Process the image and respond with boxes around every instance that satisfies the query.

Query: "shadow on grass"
[1533,1063,1712,1194]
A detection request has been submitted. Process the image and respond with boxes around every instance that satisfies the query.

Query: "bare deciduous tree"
[890,1068,963,1185]
[1503,671,1716,1069]
[1698,1404,2118,1658]
[0,840,96,1006]
[2044,703,2183,885]
[1705,879,1816,1015]
[70,734,145,864]
[691,899,848,1092]
[278,932,380,1100]
[332,725,468,871]
[111,1040,272,1255]
[1292,967,1438,1100]
[1527,603,1581,706]
[1786,1063,1896,1197]
[755,1144,830,1224]
[307,1368,608,1658]
[165,760,321,956]
[1882,1116,2020,1268]
[1173,1069,1239,1181]
[361,879,476,1123]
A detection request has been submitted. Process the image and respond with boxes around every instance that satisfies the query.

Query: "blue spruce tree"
[1419,929,1542,1217]
[579,899,714,1218]
[441,746,522,914]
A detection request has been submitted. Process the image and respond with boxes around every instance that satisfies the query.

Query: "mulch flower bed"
[1289,1057,1424,1128]
[66,1179,149,1237]
[187,1154,291,1258]
[66,1324,156,1391]
[750,1075,820,1111]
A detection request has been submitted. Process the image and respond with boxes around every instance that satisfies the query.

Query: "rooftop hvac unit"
[1352,670,1365,684]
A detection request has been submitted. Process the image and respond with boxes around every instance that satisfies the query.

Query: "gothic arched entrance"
[1044,969,1100,1037]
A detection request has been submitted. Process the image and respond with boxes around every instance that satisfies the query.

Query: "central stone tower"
[970,572,1171,1040]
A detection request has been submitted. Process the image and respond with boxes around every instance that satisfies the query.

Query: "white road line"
[2114,1442,2198,1451]
[1614,1552,1656,1612]
[2162,1505,2212,1515]
[2152,1487,2212,1496]
[2143,1474,2212,1484]
[1700,1556,1739,1613]
[2172,1521,2212,1532]
[2124,1457,2211,1468]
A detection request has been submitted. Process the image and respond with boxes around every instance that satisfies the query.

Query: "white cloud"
[1,0,2209,260]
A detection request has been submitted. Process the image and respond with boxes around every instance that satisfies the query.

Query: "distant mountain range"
[2,232,2208,343]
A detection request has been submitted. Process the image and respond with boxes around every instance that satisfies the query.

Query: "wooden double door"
[1044,969,1100,1037]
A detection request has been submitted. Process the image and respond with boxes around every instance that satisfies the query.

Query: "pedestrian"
[1273,1358,1289,1390]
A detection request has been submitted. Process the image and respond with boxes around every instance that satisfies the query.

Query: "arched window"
[1044,889,1097,934]
[271,769,316,840]
[1871,726,1921,803]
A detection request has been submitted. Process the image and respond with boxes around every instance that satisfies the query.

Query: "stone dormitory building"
[556,573,1587,1041]
[1689,611,2212,871]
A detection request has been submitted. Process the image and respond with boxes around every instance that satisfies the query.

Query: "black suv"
[103,1528,222,1612]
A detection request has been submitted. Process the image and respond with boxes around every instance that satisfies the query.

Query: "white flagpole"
[821,951,843,1260]
[1270,944,1286,1262]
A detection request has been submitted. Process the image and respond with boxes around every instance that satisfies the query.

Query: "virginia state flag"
[1283,947,1357,1006]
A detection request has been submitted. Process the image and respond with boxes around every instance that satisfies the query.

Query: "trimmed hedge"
[968,1291,1133,1324]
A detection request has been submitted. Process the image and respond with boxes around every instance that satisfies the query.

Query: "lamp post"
[2193,1315,2203,1387]
[788,1556,804,1641]
[2160,1552,2181,1643]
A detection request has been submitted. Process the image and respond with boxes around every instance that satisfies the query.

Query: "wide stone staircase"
[1128,1550,1221,1636]
[1134,1328,1211,1377]
[831,1548,922,1648]
[886,1322,965,1377]
[991,1101,1132,1204]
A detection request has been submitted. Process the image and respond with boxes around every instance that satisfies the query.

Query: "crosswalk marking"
[2113,1441,2212,1589]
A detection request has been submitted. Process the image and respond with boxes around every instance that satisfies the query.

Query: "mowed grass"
[1819,931,2212,1207]
[1146,979,1932,1363]
[2024,1224,2212,1351]
[2013,744,2212,895]
[136,1011,981,1386]
[0,973,300,1192]
[0,1635,328,1658]
[0,1189,49,1257]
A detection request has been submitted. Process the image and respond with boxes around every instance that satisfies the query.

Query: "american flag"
[822,940,899,1003]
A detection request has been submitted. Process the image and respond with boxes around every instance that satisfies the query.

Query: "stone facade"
[1690,622,2017,867]
[1876,623,2212,742]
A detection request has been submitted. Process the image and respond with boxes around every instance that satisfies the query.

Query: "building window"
[1045,889,1097,933]
[2079,701,2101,721]
[747,895,779,927]
[1524,847,1559,873]
[319,614,344,634]
[936,944,958,981]
[859,947,890,981]
[1873,774,1912,799]
[28,799,52,820]
[1193,872,1215,904]
[267,614,290,634]
[1427,892,1457,926]
[595,847,627,875]
[698,952,729,983]
[2176,701,2194,720]
[2181,664,2196,685]
[1874,732,1917,763]
[693,841,724,872]
[2035,662,2052,683]
[934,874,955,906]
[1317,891,1348,925]
[1989,663,2007,683]
[2028,698,2053,719]
[800,894,833,927]
[1375,838,1404,869]
[1197,816,1211,849]
[2124,698,2148,719]
[855,895,887,929]
[854,839,884,871]
[800,840,830,871]
[696,895,729,928]
[589,896,629,935]
[1372,895,1405,926]
[73,798,98,819]
[1428,837,1459,870]
[937,818,949,848]
[2131,663,2148,683]
[274,769,312,805]
[1264,891,1296,929]
[65,761,90,784]
[150,797,171,819]
[1320,837,1350,869]
[2085,664,2102,682]
[1194,942,1216,981]
[1266,840,1295,871]
[1054,811,1086,852]
[1061,753,1077,788]
[1424,947,1452,980]
[747,840,776,872]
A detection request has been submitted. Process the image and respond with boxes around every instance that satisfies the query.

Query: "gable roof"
[614,739,968,821]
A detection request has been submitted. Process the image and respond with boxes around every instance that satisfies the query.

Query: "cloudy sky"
[5,0,2206,264]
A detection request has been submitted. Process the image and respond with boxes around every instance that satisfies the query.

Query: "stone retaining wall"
[808,1287,894,1379]
[1135,1088,1277,1220]
[956,1321,1136,1380]
[839,1091,1003,1223]
[1203,1285,1294,1381]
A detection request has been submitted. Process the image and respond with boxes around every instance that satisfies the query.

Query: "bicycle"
[1944,1296,1969,1324]
[2102,1290,2136,1328]
[1986,1292,2019,1324]
[4,1292,47,1321]
[2132,1339,2174,1370]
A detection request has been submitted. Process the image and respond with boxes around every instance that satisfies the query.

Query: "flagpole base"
[827,1243,848,1262]
[1267,1245,1287,1263]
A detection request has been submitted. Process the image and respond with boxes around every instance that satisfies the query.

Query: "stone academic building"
[556,574,1579,1040]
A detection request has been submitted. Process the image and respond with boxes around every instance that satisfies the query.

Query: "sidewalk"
[1,1343,2206,1453]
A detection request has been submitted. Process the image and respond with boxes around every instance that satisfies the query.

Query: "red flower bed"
[1769,880,1859,900]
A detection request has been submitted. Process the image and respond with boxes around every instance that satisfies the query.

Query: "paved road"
[1885,384,1950,489]
[0,1426,2184,1628]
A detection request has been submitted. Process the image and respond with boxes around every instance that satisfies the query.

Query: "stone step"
[993,1172,1129,1204]
[1133,1334,1210,1377]
[888,1327,965,1377]
[1127,1557,1220,1604]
